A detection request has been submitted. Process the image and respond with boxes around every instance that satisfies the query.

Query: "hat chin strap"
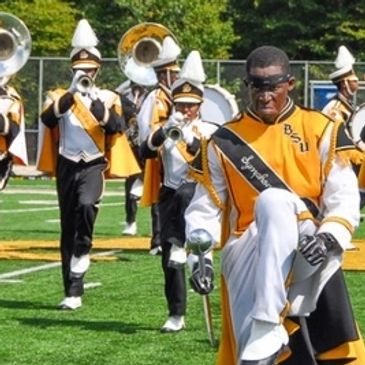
[344,79,355,97]
[166,70,172,89]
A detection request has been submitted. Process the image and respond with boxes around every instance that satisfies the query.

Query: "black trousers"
[283,268,361,364]
[56,155,106,297]
[150,203,162,248]
[124,172,143,224]
[158,182,196,316]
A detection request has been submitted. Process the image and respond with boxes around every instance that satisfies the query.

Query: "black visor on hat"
[172,81,203,103]
[71,49,101,68]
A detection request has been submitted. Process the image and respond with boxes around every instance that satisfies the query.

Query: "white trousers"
[221,188,341,360]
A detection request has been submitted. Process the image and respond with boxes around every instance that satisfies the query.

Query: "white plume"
[180,50,206,83]
[152,36,181,67]
[71,19,98,48]
[335,45,355,69]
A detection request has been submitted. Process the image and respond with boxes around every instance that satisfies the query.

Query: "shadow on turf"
[0,299,62,310]
[0,299,41,309]
[16,317,157,334]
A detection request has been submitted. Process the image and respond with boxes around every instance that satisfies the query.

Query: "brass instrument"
[0,12,31,85]
[166,124,183,141]
[165,113,188,142]
[117,22,178,86]
[75,74,93,94]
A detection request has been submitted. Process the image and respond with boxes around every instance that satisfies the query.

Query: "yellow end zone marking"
[0,237,151,261]
[3,238,364,270]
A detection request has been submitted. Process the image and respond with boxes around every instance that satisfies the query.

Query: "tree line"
[2,0,365,61]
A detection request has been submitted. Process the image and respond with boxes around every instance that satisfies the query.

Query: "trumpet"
[166,125,183,141]
[76,74,93,94]
[165,112,189,141]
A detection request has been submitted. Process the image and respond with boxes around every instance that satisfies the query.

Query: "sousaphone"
[117,22,178,86]
[0,12,31,85]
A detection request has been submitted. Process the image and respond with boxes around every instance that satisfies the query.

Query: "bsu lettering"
[283,123,309,152]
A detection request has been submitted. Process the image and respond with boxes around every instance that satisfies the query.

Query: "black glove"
[0,113,8,134]
[298,232,338,266]
[58,92,74,114]
[90,98,106,122]
[189,258,214,295]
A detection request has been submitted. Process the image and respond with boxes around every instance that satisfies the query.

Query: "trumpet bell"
[117,22,177,86]
[76,74,93,94]
[166,126,183,141]
[0,12,31,78]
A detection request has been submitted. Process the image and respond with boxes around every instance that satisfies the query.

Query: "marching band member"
[322,46,365,210]
[322,45,359,124]
[37,19,140,310]
[137,36,181,255]
[0,77,28,189]
[140,50,218,333]
[323,46,365,211]
[116,80,147,236]
[185,46,365,364]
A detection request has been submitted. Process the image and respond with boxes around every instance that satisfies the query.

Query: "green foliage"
[63,0,236,59]
[1,0,78,56]
[228,0,365,60]
[4,0,365,60]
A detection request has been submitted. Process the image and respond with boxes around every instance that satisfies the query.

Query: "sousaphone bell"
[0,12,31,85]
[117,22,178,86]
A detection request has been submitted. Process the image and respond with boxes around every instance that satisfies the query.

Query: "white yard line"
[3,189,124,197]
[0,201,123,213]
[0,250,121,281]
[0,262,61,280]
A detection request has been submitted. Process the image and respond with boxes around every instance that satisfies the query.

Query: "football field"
[0,178,220,365]
[0,178,364,365]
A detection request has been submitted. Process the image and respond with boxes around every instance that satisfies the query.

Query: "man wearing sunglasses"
[185,45,365,364]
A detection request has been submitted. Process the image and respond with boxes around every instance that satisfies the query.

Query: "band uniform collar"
[246,97,295,124]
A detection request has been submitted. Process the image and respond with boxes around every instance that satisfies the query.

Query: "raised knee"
[256,188,293,208]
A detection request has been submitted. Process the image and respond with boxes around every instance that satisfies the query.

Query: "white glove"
[163,111,185,132]
[69,70,85,94]
[88,86,99,101]
[182,126,194,145]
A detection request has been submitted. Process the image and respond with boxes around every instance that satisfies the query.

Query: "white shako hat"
[329,45,358,82]
[171,50,205,104]
[70,19,101,69]
[152,36,181,72]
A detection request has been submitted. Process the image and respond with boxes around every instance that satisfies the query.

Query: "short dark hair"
[246,46,291,75]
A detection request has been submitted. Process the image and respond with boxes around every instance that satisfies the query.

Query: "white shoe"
[160,315,185,333]
[240,320,289,361]
[122,222,137,236]
[58,296,82,310]
[70,254,90,276]
[149,245,162,256]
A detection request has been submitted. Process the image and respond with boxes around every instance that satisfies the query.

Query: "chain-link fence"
[14,57,365,164]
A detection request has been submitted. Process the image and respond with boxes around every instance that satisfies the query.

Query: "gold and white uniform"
[186,99,364,364]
